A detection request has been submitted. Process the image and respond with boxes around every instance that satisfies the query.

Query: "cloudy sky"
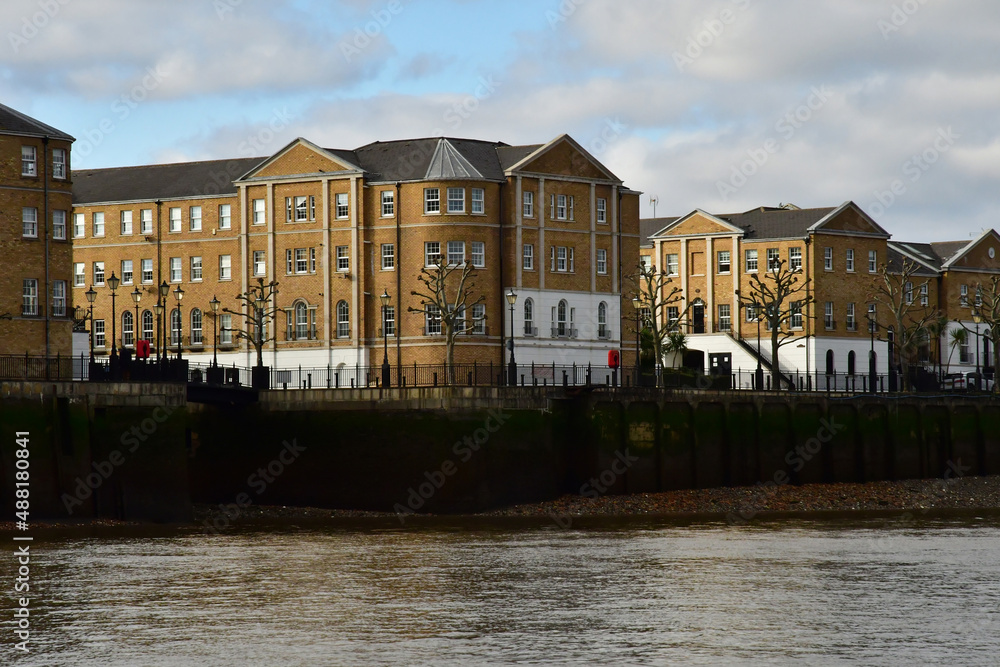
[4,0,997,241]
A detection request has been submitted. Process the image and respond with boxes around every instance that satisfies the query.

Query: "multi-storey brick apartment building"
[640,202,1000,385]
[71,135,639,378]
[0,103,74,356]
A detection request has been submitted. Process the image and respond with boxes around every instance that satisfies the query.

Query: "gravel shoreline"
[6,476,1000,531]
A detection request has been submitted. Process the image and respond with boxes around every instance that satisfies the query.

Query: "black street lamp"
[867,305,877,393]
[210,295,221,369]
[158,280,170,361]
[254,294,265,368]
[153,303,163,365]
[506,288,517,386]
[631,296,641,386]
[755,303,764,391]
[107,271,120,365]
[973,308,982,390]
[85,285,97,358]
[380,289,391,388]
[173,284,184,361]
[131,287,142,351]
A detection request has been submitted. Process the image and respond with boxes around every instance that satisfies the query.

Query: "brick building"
[72,134,640,379]
[640,202,1000,385]
[0,103,75,356]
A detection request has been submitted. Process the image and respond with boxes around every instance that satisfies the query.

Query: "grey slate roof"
[888,241,944,272]
[720,206,836,240]
[0,102,74,141]
[73,157,266,204]
[930,241,970,265]
[353,137,509,182]
[497,144,543,170]
[640,217,678,245]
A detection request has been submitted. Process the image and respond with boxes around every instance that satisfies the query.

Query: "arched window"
[122,310,134,347]
[191,308,203,345]
[848,350,856,376]
[598,302,608,339]
[556,299,568,337]
[295,302,308,339]
[336,301,349,339]
[141,310,154,343]
[523,298,534,336]
[825,349,834,375]
[170,308,181,346]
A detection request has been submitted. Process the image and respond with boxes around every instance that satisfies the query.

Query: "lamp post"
[85,285,97,359]
[973,308,982,390]
[131,287,141,350]
[755,302,764,391]
[631,296,641,386]
[173,285,184,361]
[254,294,264,366]
[107,272,120,367]
[159,280,170,361]
[210,296,221,369]
[153,303,163,365]
[867,305,877,394]
[380,289,391,388]
[506,288,517,386]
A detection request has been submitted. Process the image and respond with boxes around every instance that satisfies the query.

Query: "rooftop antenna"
[649,195,659,218]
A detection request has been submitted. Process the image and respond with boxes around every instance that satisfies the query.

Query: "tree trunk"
[446,327,455,385]
[770,324,782,391]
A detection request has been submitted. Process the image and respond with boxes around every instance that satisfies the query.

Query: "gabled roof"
[497,144,542,170]
[930,241,969,265]
[73,156,267,204]
[240,137,364,181]
[641,217,679,245]
[504,134,621,183]
[0,102,74,141]
[939,228,1000,270]
[729,205,837,240]
[886,243,941,275]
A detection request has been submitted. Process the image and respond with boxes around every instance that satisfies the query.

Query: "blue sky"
[3,0,999,241]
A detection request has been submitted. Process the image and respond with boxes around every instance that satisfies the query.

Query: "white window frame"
[93,261,105,286]
[335,246,349,273]
[824,247,833,271]
[219,255,232,281]
[335,193,349,219]
[869,250,877,273]
[253,251,266,276]
[141,259,153,284]
[52,280,66,317]
[825,301,835,329]
[718,303,731,332]
[190,256,203,282]
[94,320,106,348]
[218,204,231,230]
[336,301,350,338]
[424,188,440,214]
[920,283,929,307]
[597,248,607,275]
[767,248,780,272]
[425,241,441,266]
[597,198,607,224]
[169,207,181,233]
[846,303,856,331]
[22,279,38,316]
[140,209,153,234]
[425,304,441,335]
[523,191,534,218]
[22,207,37,238]
[252,199,266,225]
[471,241,485,268]
[447,240,465,266]
[189,206,202,231]
[667,253,679,276]
[74,263,85,287]
[523,244,534,270]
[50,210,66,238]
[447,187,465,213]
[93,212,105,237]
[121,210,133,235]
[74,213,85,238]
[745,249,758,273]
[471,188,484,214]
[472,303,486,335]
[789,247,802,272]
[52,148,66,179]
[121,259,133,285]
[846,249,855,272]
[220,314,233,344]
[381,191,394,217]
[381,244,395,270]
[169,257,182,283]
[21,146,36,177]
[718,250,731,274]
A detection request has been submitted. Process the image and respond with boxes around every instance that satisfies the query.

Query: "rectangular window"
[745,304,758,323]
[846,303,856,331]
[718,304,731,331]
[920,283,929,307]
[745,249,758,272]
[448,241,465,265]
[219,255,231,280]
[74,213,85,238]
[94,320,105,348]
[335,246,349,272]
[170,257,182,282]
[93,261,105,286]
[447,188,465,213]
[218,204,231,230]
[93,212,105,237]
[220,314,233,344]
[383,305,395,337]
[309,196,316,221]
[960,284,969,307]
[381,191,394,217]
[557,247,567,272]
[471,188,484,214]
[426,304,441,335]
[253,199,265,225]
[718,250,731,274]
[667,306,680,330]
[597,198,607,224]
[597,248,608,274]
[825,302,835,329]
[767,248,780,271]
[190,256,202,281]
[424,188,440,214]
[52,280,66,317]
[425,241,441,266]
[868,304,877,334]
[824,247,833,271]
[869,250,877,273]
[188,206,202,231]
[472,303,486,335]
[286,250,292,275]
[141,259,153,284]
[291,196,308,222]
[52,148,66,179]
[976,286,983,308]
[310,247,316,273]
[523,191,534,218]
[789,247,802,271]
[121,210,133,235]
[380,244,395,270]
[22,207,37,238]
[471,241,485,268]
[22,279,38,316]
[556,194,568,220]
[904,281,913,305]
[52,210,66,240]
[21,146,36,176]
[846,249,855,272]
[791,302,803,329]
[140,209,153,234]
[168,207,181,233]
[74,262,85,287]
[666,253,679,276]
[523,244,534,270]
[253,251,266,276]
[121,260,133,285]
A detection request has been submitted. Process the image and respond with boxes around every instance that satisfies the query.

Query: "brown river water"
[5,514,1000,665]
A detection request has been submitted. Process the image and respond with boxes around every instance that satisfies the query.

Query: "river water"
[7,514,1000,666]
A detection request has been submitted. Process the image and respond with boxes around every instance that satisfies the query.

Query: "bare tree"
[408,258,485,384]
[627,264,684,369]
[222,278,280,368]
[964,276,1000,391]
[736,258,815,390]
